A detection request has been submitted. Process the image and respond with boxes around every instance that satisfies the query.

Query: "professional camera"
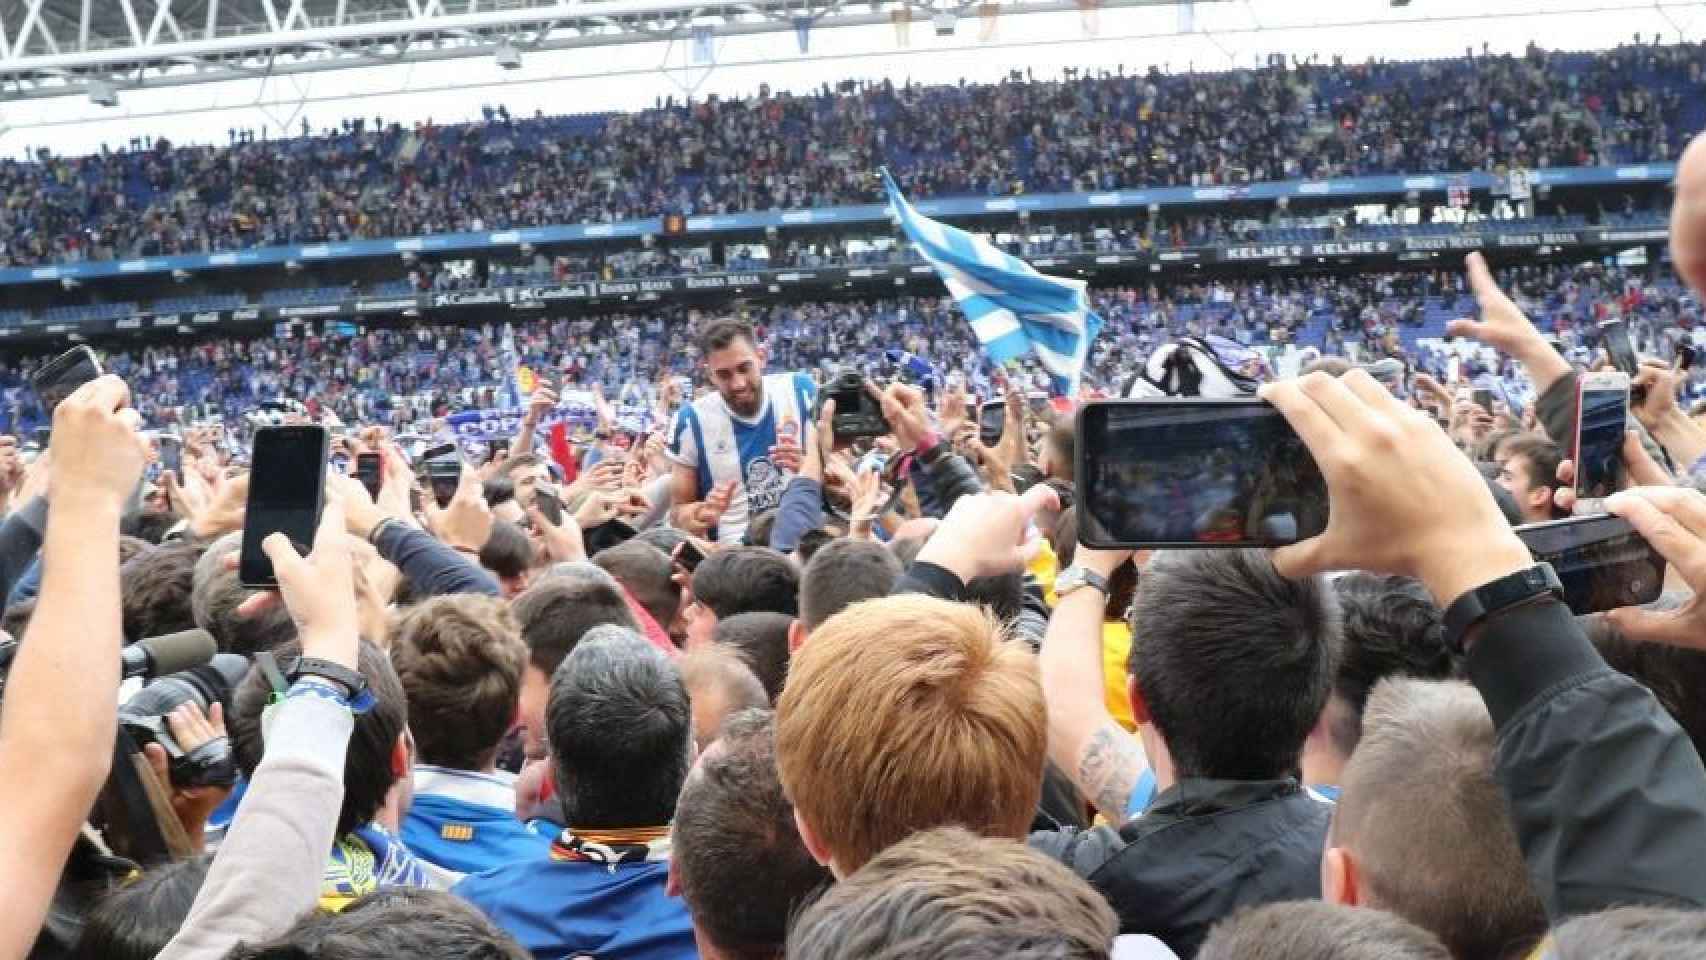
[118,652,248,790]
[825,370,890,440]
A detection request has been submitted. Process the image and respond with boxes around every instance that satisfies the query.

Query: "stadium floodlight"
[87,79,118,107]
[933,12,957,35]
[494,41,522,69]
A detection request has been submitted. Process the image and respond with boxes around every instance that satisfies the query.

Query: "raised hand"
[1260,370,1531,606]
[425,468,494,553]
[1602,485,1706,651]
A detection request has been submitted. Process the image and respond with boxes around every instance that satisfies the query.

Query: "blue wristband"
[286,676,374,714]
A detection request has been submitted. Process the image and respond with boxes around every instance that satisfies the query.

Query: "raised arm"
[1039,548,1151,822]
[1263,370,1706,921]
[0,376,148,959]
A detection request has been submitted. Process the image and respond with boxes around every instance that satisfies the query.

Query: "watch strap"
[1442,562,1564,655]
[1056,567,1111,598]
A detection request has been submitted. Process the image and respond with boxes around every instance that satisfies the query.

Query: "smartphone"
[356,452,383,499]
[489,438,511,464]
[1516,515,1665,615]
[158,435,183,475]
[1027,393,1053,418]
[674,540,707,574]
[427,456,461,508]
[535,488,564,528]
[1601,320,1639,377]
[1076,400,1329,548]
[978,400,1006,447]
[1677,342,1697,373]
[1574,372,1629,501]
[31,346,102,417]
[239,426,330,588]
[825,372,888,440]
[31,426,50,449]
[1472,388,1496,414]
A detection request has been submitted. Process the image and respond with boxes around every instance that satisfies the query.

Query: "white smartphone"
[1574,371,1630,501]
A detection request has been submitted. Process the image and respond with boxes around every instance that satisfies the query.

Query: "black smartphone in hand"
[674,539,707,574]
[239,426,330,588]
[1516,515,1664,615]
[31,346,102,418]
[1076,399,1329,549]
[356,452,383,499]
[978,400,1006,447]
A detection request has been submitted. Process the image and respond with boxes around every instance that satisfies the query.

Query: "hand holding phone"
[240,426,330,588]
[31,346,103,420]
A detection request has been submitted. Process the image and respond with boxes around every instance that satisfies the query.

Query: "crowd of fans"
[0,38,1698,267]
[3,259,1700,437]
[8,160,1706,957]
[7,35,1706,960]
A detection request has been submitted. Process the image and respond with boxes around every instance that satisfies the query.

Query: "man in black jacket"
[1260,368,1706,924]
[1028,547,1340,958]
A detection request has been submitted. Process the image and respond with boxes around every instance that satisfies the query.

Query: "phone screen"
[427,456,461,508]
[1678,343,1697,372]
[1574,382,1628,500]
[978,400,1006,447]
[1516,515,1664,615]
[1077,400,1329,548]
[1472,388,1496,413]
[240,426,330,587]
[31,346,102,418]
[1601,321,1639,376]
[158,436,183,475]
[356,453,383,499]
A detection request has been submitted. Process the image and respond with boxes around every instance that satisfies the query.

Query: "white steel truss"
[0,0,1220,100]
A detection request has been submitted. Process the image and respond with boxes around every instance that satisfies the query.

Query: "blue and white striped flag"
[882,169,1102,396]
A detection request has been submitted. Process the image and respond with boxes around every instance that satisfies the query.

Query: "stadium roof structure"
[0,0,1224,101]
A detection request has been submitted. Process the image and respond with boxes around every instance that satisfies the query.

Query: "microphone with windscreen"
[121,628,218,681]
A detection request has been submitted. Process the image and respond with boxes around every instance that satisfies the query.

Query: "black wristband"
[1443,563,1564,655]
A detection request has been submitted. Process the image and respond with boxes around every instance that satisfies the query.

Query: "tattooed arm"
[1039,549,1150,822]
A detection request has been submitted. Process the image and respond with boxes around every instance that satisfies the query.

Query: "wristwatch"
[286,656,377,714]
[1442,563,1564,655]
[1054,567,1110,600]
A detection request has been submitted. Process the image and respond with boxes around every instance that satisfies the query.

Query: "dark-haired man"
[668,319,816,544]
[684,546,797,649]
[1035,548,1340,957]
[454,627,696,960]
[1301,573,1454,794]
[1494,432,1564,525]
[792,538,900,651]
[670,709,829,960]
[393,595,544,877]
[510,571,639,760]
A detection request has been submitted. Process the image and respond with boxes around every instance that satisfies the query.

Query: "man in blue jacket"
[454,626,696,960]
